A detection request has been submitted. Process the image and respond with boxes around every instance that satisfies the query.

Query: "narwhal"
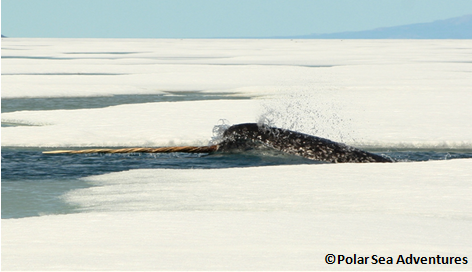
[44,123,393,163]
[217,123,393,163]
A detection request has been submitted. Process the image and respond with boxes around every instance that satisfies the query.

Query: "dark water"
[1,147,318,219]
[3,148,472,181]
[2,147,472,219]
[1,148,321,181]
[1,92,252,113]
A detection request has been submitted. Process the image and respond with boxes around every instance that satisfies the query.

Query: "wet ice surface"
[1,92,252,113]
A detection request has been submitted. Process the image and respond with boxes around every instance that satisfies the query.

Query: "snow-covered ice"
[2,39,471,99]
[3,160,471,270]
[2,91,471,148]
[2,39,471,148]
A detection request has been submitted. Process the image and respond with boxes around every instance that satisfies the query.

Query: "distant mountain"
[283,14,472,39]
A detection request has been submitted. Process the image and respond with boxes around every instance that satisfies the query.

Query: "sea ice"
[2,38,471,271]
[3,160,471,270]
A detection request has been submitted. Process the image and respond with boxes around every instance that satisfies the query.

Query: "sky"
[2,0,472,38]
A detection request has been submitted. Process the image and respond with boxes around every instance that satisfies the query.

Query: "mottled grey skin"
[218,123,393,163]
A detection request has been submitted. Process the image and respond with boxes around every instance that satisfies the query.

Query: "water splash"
[257,88,355,143]
[210,119,231,145]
